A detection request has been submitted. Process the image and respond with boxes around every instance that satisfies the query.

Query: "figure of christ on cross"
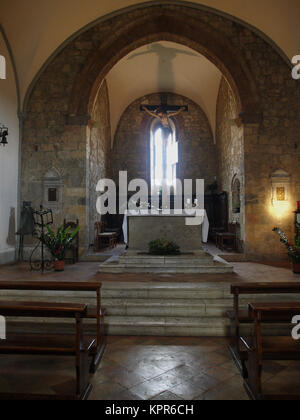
[141,104,188,135]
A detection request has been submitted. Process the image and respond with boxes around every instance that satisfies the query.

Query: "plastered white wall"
[0,32,19,264]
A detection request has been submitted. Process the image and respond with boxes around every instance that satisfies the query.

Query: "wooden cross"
[140,95,188,133]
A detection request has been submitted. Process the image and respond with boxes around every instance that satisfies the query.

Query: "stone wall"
[111,93,217,191]
[88,80,111,246]
[21,122,87,251]
[216,77,245,249]
[21,3,300,260]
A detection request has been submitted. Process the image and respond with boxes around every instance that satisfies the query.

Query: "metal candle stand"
[30,205,54,273]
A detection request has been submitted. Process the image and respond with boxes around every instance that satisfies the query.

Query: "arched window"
[0,55,6,80]
[150,119,178,192]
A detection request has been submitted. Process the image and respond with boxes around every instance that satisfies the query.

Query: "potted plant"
[40,225,80,271]
[149,239,181,256]
[273,227,300,274]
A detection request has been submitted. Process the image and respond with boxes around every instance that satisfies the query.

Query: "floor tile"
[129,371,185,400]
[150,391,184,400]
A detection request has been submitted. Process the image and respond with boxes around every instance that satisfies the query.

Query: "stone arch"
[112,92,217,190]
[21,3,300,260]
[68,8,261,123]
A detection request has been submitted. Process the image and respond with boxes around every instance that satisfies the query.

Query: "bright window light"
[151,123,178,191]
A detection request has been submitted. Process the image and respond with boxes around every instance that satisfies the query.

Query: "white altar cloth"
[122,210,209,245]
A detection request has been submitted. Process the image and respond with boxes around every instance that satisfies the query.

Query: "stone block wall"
[111,92,218,192]
[216,77,245,249]
[21,3,300,260]
[88,80,111,246]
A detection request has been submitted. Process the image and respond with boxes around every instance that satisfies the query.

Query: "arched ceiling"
[105,41,222,141]
[0,0,299,105]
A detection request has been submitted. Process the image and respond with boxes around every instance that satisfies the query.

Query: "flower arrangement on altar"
[149,239,181,256]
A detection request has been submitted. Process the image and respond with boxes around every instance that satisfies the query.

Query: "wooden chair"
[216,223,238,251]
[242,302,300,400]
[0,301,94,400]
[94,222,117,251]
[227,282,300,378]
[0,280,106,373]
[63,219,79,264]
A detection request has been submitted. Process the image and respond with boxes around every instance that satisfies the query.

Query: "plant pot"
[54,260,65,272]
[292,263,300,274]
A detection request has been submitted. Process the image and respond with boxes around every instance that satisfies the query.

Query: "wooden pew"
[227,283,300,377]
[0,281,106,373]
[242,302,300,400]
[0,300,94,400]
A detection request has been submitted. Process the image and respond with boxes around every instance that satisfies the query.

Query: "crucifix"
[140,95,188,136]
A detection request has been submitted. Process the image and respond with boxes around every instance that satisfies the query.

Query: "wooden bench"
[227,282,300,377]
[242,302,300,400]
[0,301,94,400]
[0,281,106,373]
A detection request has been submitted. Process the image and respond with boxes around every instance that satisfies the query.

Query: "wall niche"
[43,168,62,213]
[232,175,241,214]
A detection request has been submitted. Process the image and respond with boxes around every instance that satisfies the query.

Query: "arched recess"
[21,3,299,259]
[232,175,241,215]
[68,8,261,124]
[111,91,217,192]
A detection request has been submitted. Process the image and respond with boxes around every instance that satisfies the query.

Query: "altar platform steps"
[2,282,298,337]
[99,253,234,274]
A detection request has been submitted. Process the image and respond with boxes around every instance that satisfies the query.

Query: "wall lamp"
[0,124,8,146]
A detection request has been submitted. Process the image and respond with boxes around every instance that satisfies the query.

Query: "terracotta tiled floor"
[1,336,300,400]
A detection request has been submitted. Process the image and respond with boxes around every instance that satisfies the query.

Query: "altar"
[100,210,233,274]
[123,210,209,252]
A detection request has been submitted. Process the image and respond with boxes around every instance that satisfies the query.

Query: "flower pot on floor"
[54,260,65,272]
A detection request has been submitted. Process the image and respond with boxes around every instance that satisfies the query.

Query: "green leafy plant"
[40,225,80,261]
[149,239,180,256]
[273,227,300,263]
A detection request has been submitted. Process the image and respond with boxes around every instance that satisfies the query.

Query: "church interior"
[0,0,300,401]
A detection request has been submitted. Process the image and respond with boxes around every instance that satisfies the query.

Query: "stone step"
[7,316,292,338]
[99,264,233,274]
[0,284,227,300]
[2,283,299,302]
[102,298,209,317]
[102,283,227,299]
[3,294,300,318]
[118,256,214,265]
[3,283,300,301]
[104,316,292,337]
[2,282,300,337]
[100,250,234,274]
